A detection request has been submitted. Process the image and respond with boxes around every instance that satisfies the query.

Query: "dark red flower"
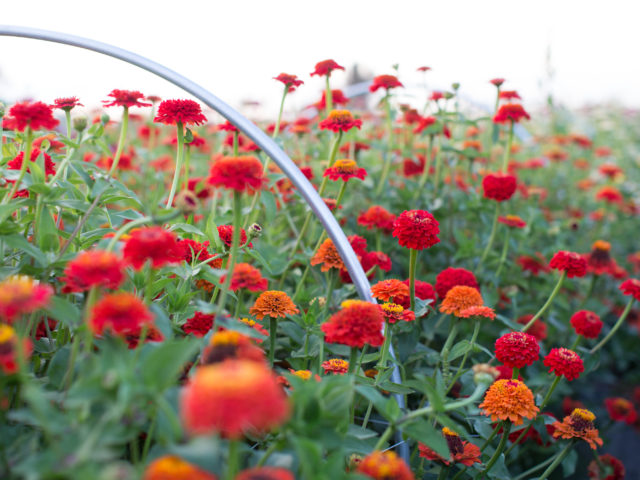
[52,97,83,111]
[102,89,151,108]
[435,268,479,299]
[498,90,522,101]
[89,292,154,337]
[176,238,214,264]
[619,278,640,301]
[217,225,252,249]
[273,73,304,92]
[588,454,625,480]
[549,251,588,278]
[60,250,126,293]
[392,209,440,250]
[318,109,362,133]
[604,397,638,424]
[495,331,540,369]
[208,156,265,192]
[323,158,367,181]
[493,103,531,123]
[570,310,603,339]
[490,78,505,87]
[310,59,344,77]
[123,227,182,270]
[182,312,215,337]
[321,300,385,348]
[482,172,517,202]
[357,205,396,234]
[369,74,404,93]
[413,116,438,134]
[543,348,584,381]
[6,148,57,189]
[8,101,59,131]
[518,254,550,275]
[394,279,436,311]
[154,99,207,125]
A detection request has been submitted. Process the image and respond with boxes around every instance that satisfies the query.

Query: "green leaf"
[448,340,472,362]
[3,234,48,266]
[402,419,449,459]
[170,223,205,236]
[260,190,277,224]
[141,339,200,391]
[45,296,81,328]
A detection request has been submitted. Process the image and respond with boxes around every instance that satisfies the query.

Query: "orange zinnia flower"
[418,427,481,466]
[0,275,53,324]
[249,291,299,320]
[201,330,266,365]
[143,455,217,480]
[552,408,603,450]
[370,279,410,302]
[439,286,483,317]
[479,379,539,425]
[321,358,349,375]
[458,305,496,320]
[310,238,345,272]
[356,451,414,480]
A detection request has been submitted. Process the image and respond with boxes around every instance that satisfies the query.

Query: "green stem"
[495,228,510,280]
[446,319,480,393]
[377,321,392,371]
[141,411,157,462]
[233,290,244,318]
[347,347,359,374]
[521,271,566,332]
[409,249,418,311]
[224,439,240,480]
[165,121,184,208]
[513,451,558,480]
[375,94,394,196]
[413,135,433,202]
[144,262,155,305]
[537,440,574,480]
[501,121,514,173]
[480,422,511,477]
[107,107,129,177]
[65,110,72,141]
[256,440,278,467]
[233,131,239,156]
[4,127,33,204]
[324,76,333,115]
[479,202,500,266]
[441,319,459,386]
[590,297,634,353]
[268,318,277,366]
[273,86,288,138]
[216,191,243,315]
[182,145,191,191]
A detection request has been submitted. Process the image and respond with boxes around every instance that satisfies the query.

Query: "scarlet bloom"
[217,225,252,249]
[201,330,266,365]
[154,99,207,125]
[310,59,345,77]
[543,348,584,381]
[435,267,479,299]
[123,227,182,270]
[380,303,416,324]
[356,451,414,480]
[549,250,588,278]
[357,206,396,234]
[0,324,33,374]
[439,285,483,317]
[60,250,126,293]
[88,292,154,337]
[498,90,522,100]
[515,315,547,340]
[217,121,238,133]
[181,360,290,438]
[176,239,217,265]
[413,116,437,134]
[0,275,53,323]
[318,109,362,133]
[570,310,603,338]
[143,455,217,480]
[552,408,603,449]
[323,158,367,181]
[6,148,57,196]
[619,278,640,301]
[221,263,268,292]
[182,312,215,337]
[321,358,350,375]
[208,156,264,192]
[417,66,431,72]
[394,279,435,311]
[315,89,349,110]
[586,240,618,276]
[52,97,83,111]
[236,467,294,480]
[458,305,496,320]
[595,186,623,204]
[392,209,440,250]
[482,172,517,202]
[418,427,481,466]
[8,101,59,131]
[498,215,526,228]
[493,103,531,123]
[494,331,540,369]
[604,397,638,424]
[518,254,550,276]
[490,78,505,87]
[273,73,304,92]
[102,89,151,108]
[311,238,345,272]
[588,454,625,480]
[370,279,410,302]
[369,74,404,92]
[321,300,385,348]
[249,290,299,320]
[479,379,539,425]
[239,317,269,338]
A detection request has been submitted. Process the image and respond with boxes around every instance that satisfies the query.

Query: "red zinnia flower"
[570,310,603,338]
[543,348,584,381]
[357,451,414,480]
[221,263,268,292]
[518,254,550,275]
[8,101,59,131]
[595,186,623,204]
[395,279,436,311]
[418,427,481,466]
[588,454,625,480]
[498,90,522,101]
[515,315,547,340]
[60,250,126,293]
[6,148,57,196]
[208,156,265,192]
[154,99,207,125]
[182,311,215,337]
[490,78,505,87]
[180,360,290,438]
[498,215,526,228]
[318,109,362,133]
[549,250,588,278]
[619,278,640,301]
[273,73,304,92]
[236,467,295,480]
[604,397,638,424]
[52,97,83,111]
[315,89,349,110]
[217,225,252,249]
[495,331,540,369]
[323,158,367,181]
[493,103,531,123]
[321,300,385,348]
[380,303,416,324]
[123,227,182,270]
[482,172,517,202]
[0,324,33,375]
[371,279,410,302]
[88,292,154,337]
[310,59,344,77]
[434,267,479,299]
[430,91,444,101]
[0,275,53,323]
[102,89,151,108]
[321,358,350,375]
[413,116,438,134]
[357,206,396,234]
[176,239,216,265]
[417,66,431,72]
[369,74,404,92]
[392,209,440,250]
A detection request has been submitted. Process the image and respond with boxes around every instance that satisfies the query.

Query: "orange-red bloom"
[549,250,588,278]
[604,397,637,424]
[543,348,584,381]
[357,206,396,234]
[88,292,154,337]
[154,99,207,125]
[221,263,268,292]
[318,110,362,133]
[439,286,483,317]
[143,455,217,480]
[357,451,414,480]
[123,227,182,270]
[8,101,59,131]
[494,331,539,369]
[392,209,440,250]
[380,303,415,324]
[102,89,151,108]
[60,250,126,293]
[310,238,345,272]
[323,159,367,181]
[369,74,403,92]
[493,103,530,123]
[208,156,265,192]
[458,305,496,320]
[273,73,304,92]
[552,408,603,449]
[0,275,53,323]
[418,427,481,466]
[595,186,623,204]
[0,324,33,374]
[321,358,350,375]
[479,379,539,425]
[249,291,299,320]
[371,279,410,302]
[180,360,290,438]
[619,278,640,301]
[498,214,526,228]
[321,301,385,348]
[310,59,344,77]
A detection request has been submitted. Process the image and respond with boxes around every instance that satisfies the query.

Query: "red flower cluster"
[208,156,264,192]
[154,99,207,125]
[321,300,385,348]
[217,225,251,249]
[123,227,182,270]
[369,74,404,92]
[493,103,531,123]
[221,263,268,292]
[102,89,151,108]
[310,59,344,77]
[88,292,154,337]
[570,310,603,338]
[543,348,584,381]
[435,267,479,299]
[273,73,304,92]
[8,101,59,131]
[182,311,215,337]
[482,172,517,201]
[60,250,125,293]
[495,331,540,369]
[177,238,218,265]
[392,209,440,250]
[357,205,396,233]
[549,250,588,278]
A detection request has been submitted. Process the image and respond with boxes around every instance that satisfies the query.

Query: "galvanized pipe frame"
[0,26,410,458]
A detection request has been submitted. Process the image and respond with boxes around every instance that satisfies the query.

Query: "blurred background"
[1,0,639,121]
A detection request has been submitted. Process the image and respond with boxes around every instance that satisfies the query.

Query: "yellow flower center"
[572,408,596,422]
[332,158,358,173]
[381,303,404,314]
[293,370,312,380]
[328,109,354,122]
[592,240,611,252]
[442,427,458,437]
[0,324,16,343]
[211,330,242,346]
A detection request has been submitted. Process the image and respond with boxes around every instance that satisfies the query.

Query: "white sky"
[1,0,639,120]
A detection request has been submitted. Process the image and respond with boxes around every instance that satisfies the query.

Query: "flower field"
[0,60,639,480]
